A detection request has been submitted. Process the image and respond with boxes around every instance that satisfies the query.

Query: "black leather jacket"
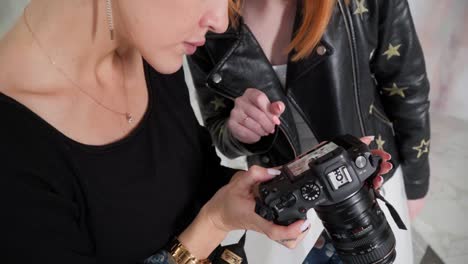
[187,0,430,199]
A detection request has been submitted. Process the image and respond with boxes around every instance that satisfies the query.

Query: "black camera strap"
[373,189,407,230]
[210,231,248,264]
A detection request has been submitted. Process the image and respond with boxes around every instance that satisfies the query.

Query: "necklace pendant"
[126,113,134,124]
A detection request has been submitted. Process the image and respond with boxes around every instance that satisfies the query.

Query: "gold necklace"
[23,7,134,124]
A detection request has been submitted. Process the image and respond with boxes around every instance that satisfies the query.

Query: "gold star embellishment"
[412,139,430,159]
[219,126,225,138]
[210,97,226,111]
[383,83,409,98]
[382,43,402,60]
[354,0,369,19]
[376,134,386,151]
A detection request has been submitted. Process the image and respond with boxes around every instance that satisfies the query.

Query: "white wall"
[409,0,468,121]
[0,0,29,37]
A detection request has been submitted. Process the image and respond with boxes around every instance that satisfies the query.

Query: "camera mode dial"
[301,183,321,201]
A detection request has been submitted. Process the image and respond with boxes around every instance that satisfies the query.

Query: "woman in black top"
[0,1,317,263]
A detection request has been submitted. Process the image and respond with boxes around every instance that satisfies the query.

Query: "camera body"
[256,134,399,264]
[256,134,380,225]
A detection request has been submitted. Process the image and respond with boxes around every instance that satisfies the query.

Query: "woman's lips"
[183,40,205,55]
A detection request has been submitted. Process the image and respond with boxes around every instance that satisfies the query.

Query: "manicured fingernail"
[378,176,384,184]
[273,116,280,125]
[300,219,311,232]
[267,169,282,176]
[275,104,282,113]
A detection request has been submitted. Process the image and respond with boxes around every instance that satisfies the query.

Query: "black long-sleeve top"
[0,63,233,264]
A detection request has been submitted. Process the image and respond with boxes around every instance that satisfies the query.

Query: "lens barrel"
[315,187,396,264]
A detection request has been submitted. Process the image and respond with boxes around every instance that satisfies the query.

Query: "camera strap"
[373,189,407,230]
[210,230,248,264]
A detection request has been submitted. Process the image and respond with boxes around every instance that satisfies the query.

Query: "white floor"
[412,113,468,264]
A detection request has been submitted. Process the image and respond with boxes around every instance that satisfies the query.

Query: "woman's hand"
[227,88,285,144]
[178,167,309,259]
[363,135,426,221]
[360,136,393,190]
[203,166,310,249]
[407,198,425,221]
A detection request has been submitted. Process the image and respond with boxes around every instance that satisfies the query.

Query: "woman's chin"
[146,56,184,75]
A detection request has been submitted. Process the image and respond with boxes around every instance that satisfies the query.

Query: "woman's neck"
[0,0,137,96]
[241,0,297,65]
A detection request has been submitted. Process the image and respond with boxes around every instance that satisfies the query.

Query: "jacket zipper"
[206,83,298,158]
[287,91,320,143]
[338,0,366,137]
[369,104,396,135]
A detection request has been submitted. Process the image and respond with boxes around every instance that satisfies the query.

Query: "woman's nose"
[200,0,229,34]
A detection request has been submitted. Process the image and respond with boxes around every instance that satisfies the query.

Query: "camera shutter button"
[355,156,367,169]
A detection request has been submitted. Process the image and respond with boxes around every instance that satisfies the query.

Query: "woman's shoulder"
[0,92,66,164]
[0,92,76,192]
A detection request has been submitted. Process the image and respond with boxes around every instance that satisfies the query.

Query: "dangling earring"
[106,0,115,40]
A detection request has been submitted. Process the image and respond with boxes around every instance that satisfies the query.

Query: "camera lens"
[315,186,396,264]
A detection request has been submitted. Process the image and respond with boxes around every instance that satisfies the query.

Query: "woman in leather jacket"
[188,0,430,263]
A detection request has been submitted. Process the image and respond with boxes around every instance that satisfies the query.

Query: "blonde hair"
[228,0,349,61]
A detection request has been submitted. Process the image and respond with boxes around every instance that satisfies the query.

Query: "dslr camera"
[255,134,403,264]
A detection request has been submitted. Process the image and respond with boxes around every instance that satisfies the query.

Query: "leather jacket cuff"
[224,126,278,158]
[402,160,430,200]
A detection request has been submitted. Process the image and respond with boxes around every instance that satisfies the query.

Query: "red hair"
[228,0,349,61]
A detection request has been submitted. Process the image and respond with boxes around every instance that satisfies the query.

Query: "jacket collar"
[286,0,334,85]
[204,2,335,87]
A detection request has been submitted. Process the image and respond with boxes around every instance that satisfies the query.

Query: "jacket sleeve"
[187,48,277,159]
[371,0,430,199]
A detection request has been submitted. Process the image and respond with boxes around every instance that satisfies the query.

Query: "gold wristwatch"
[168,238,211,264]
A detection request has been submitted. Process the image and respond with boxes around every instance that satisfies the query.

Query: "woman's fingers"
[228,89,286,143]
[237,98,276,134]
[373,175,384,190]
[243,116,268,136]
[360,136,375,145]
[378,160,393,175]
[245,89,281,126]
[371,149,392,161]
[269,101,285,124]
[237,166,280,190]
[251,217,309,249]
[220,166,309,249]
[227,118,262,144]
[278,228,310,249]
[359,136,394,189]
[370,149,393,176]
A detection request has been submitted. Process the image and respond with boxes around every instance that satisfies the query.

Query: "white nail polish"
[300,219,311,232]
[267,169,281,176]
